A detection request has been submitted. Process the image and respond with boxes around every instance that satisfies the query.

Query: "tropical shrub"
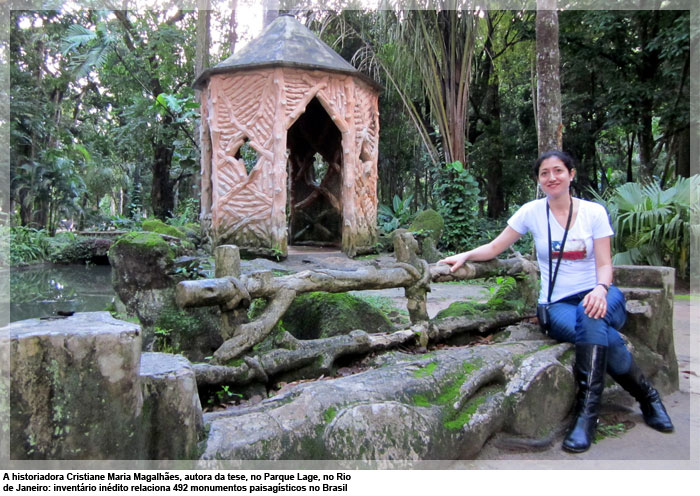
[433,161,482,251]
[8,226,52,265]
[593,175,699,279]
[378,194,416,233]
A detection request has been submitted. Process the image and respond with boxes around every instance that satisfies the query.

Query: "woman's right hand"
[437,227,523,272]
[437,252,470,273]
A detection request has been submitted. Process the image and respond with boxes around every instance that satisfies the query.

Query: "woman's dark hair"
[533,150,575,178]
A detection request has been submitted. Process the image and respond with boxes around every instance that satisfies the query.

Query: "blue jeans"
[547,286,632,376]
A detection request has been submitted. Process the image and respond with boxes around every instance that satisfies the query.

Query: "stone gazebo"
[194,15,381,257]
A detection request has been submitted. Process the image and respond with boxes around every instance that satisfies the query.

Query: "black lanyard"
[546,196,573,303]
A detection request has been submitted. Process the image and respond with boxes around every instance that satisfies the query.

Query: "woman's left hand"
[583,285,608,319]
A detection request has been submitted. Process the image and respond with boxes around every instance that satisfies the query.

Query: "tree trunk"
[484,74,505,218]
[151,141,175,220]
[195,0,211,81]
[634,11,662,181]
[194,0,211,203]
[228,0,238,54]
[437,10,473,166]
[475,15,505,219]
[676,123,691,178]
[637,100,655,181]
[535,0,562,154]
[626,132,635,183]
[263,0,278,28]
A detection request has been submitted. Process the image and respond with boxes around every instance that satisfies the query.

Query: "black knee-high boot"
[610,360,674,432]
[562,344,608,453]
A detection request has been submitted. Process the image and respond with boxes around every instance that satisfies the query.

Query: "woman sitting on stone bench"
[439,150,673,453]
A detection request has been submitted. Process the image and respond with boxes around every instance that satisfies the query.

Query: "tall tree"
[193,0,212,205]
[263,0,279,28]
[535,0,562,154]
[10,10,90,231]
[196,0,211,81]
[62,9,199,220]
[470,10,533,218]
[558,10,689,188]
[401,8,478,166]
[227,0,239,54]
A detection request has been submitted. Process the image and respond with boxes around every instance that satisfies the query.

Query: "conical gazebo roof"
[194,14,378,90]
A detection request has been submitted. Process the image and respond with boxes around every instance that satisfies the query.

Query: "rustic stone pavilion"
[194,15,381,257]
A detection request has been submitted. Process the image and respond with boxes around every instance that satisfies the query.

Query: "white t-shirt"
[507,198,614,303]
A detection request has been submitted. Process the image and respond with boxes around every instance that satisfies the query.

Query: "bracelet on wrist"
[596,282,610,292]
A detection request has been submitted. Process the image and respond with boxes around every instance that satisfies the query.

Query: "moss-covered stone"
[435,277,531,319]
[108,231,204,351]
[142,218,186,239]
[408,209,444,242]
[444,396,487,431]
[413,361,438,378]
[435,301,483,319]
[109,232,176,294]
[50,236,113,264]
[323,407,338,423]
[419,237,443,263]
[152,304,223,362]
[110,231,175,261]
[280,292,395,339]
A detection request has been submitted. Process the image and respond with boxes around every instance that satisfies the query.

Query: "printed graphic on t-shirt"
[552,238,587,260]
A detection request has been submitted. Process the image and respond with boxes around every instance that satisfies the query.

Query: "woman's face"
[538,157,575,197]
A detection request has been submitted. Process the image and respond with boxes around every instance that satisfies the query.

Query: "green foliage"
[173,255,211,280]
[237,141,260,174]
[10,10,200,230]
[107,215,140,231]
[152,306,204,355]
[204,384,244,408]
[49,236,111,265]
[153,326,175,354]
[408,209,444,242]
[8,227,52,265]
[594,422,628,442]
[593,175,698,278]
[215,385,242,403]
[435,275,525,319]
[169,198,200,227]
[485,276,519,311]
[141,218,186,239]
[9,9,690,253]
[378,194,415,233]
[61,21,118,78]
[433,161,482,251]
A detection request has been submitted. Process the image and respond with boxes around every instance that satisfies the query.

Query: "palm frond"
[60,24,96,54]
[607,174,698,278]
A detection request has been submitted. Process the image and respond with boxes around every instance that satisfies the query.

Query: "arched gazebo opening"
[286,96,343,248]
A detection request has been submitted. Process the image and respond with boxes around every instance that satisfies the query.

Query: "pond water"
[4,264,116,323]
